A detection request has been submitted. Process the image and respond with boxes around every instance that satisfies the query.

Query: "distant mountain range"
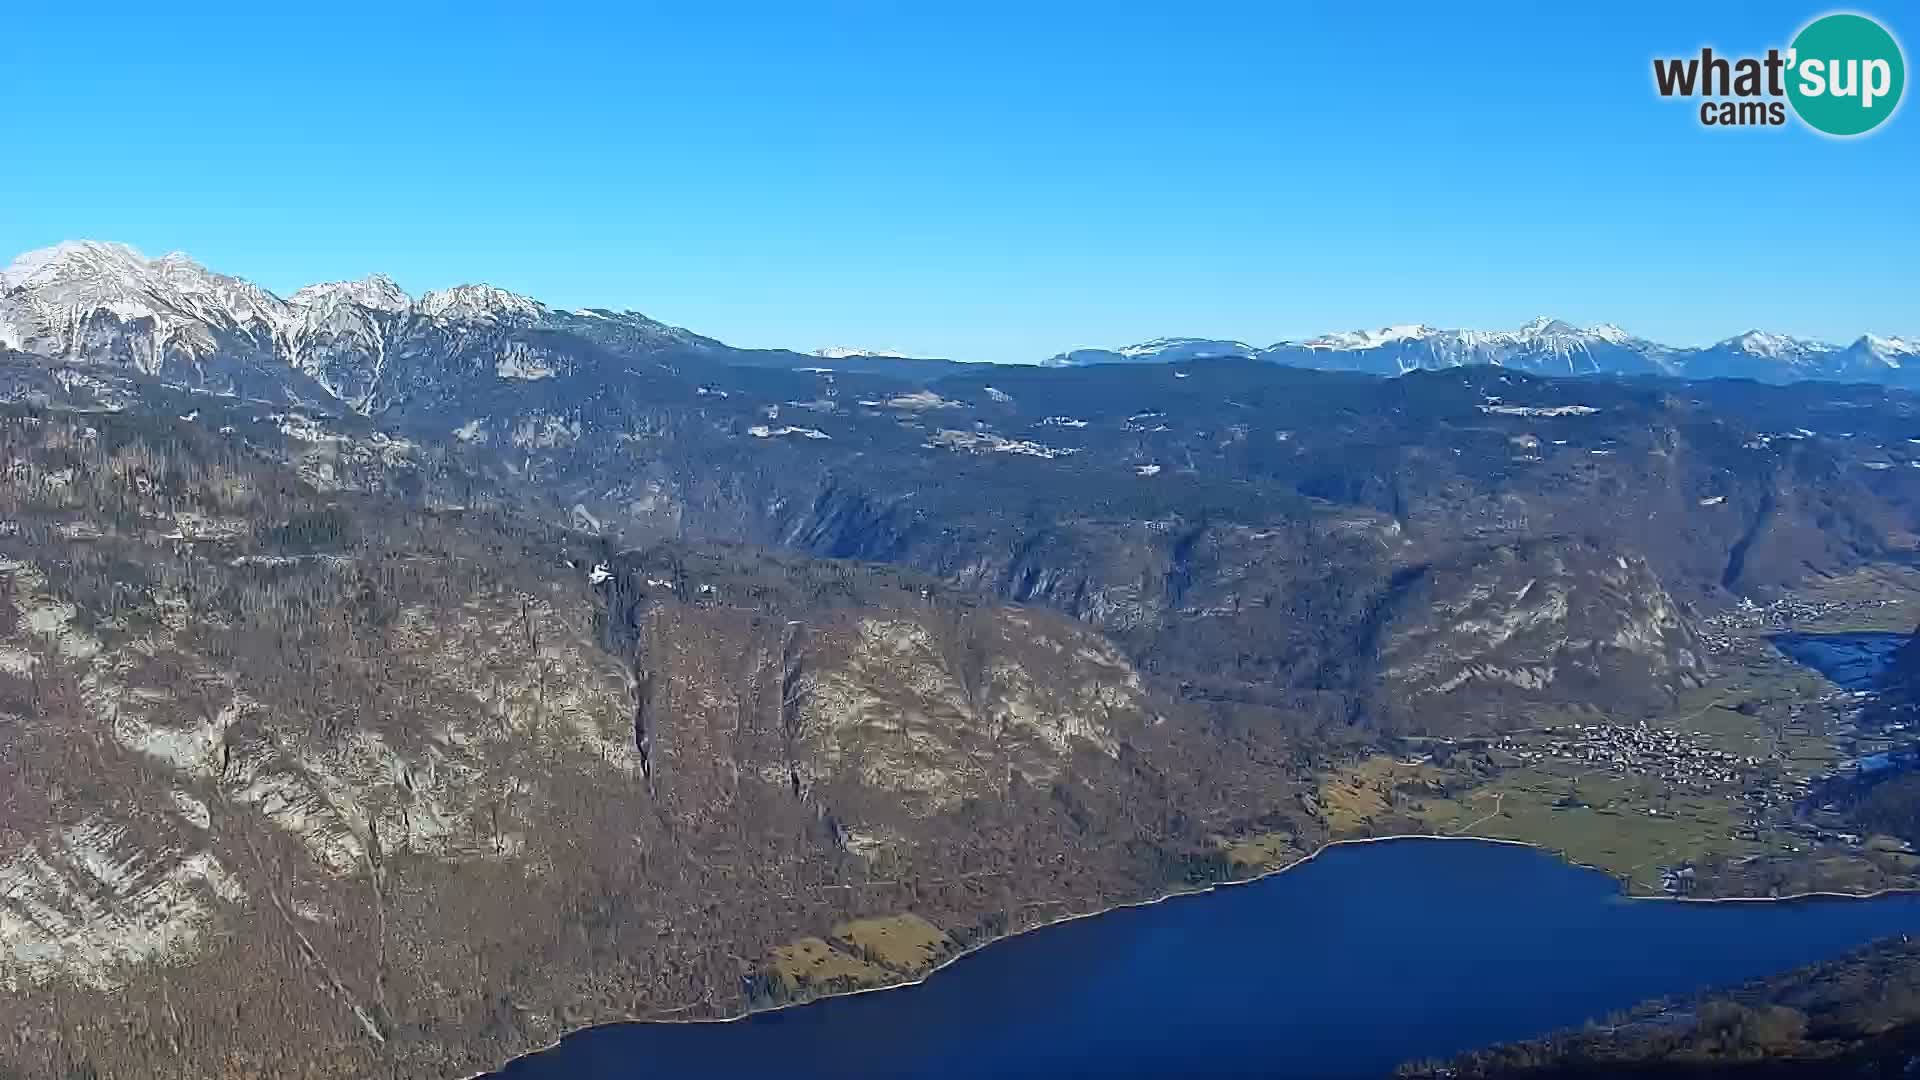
[1044,318,1920,384]
[3,242,1915,405]
[0,240,807,411]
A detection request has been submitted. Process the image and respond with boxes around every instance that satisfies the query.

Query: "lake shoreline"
[471,831,1920,1079]
[476,623,1920,1075]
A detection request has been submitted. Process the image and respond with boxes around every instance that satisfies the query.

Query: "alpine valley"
[6,241,1920,1079]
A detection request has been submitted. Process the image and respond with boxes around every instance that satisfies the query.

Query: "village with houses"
[1329,578,1920,898]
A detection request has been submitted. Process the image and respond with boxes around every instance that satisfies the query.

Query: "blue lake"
[1769,630,1909,690]
[492,838,1920,1079]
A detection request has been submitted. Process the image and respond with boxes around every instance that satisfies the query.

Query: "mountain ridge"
[1046,319,1919,383]
[4,242,1914,394]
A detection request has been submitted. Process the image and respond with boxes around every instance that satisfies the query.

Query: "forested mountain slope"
[1416,937,1920,1079]
[0,395,1316,1078]
[4,281,1920,1077]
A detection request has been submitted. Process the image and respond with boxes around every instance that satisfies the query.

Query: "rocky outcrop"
[1373,538,1708,728]
[0,406,1308,1080]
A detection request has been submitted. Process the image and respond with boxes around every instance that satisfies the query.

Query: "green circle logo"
[1786,13,1906,136]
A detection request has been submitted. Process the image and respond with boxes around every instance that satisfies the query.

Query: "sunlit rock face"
[628,598,1143,817]
[1373,538,1707,728]
[0,475,639,1000]
[0,407,1305,1080]
[0,240,740,412]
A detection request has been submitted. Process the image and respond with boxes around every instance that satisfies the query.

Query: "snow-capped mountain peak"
[1841,333,1919,370]
[5,239,1918,409]
[1041,337,1257,367]
[1292,318,1636,355]
[0,240,292,375]
[0,240,751,413]
[813,346,912,359]
[2,240,282,317]
[417,283,545,324]
[288,274,412,314]
[12,241,254,298]
[1118,337,1256,359]
[1517,315,1578,336]
[1861,333,1919,356]
[2,240,146,290]
[1721,330,1831,358]
[1299,324,1438,350]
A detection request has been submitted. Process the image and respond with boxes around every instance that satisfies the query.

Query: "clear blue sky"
[2,2,1913,361]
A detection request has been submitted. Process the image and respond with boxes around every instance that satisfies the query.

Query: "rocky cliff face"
[0,403,1308,1079]
[0,242,845,415]
[1372,539,1708,728]
[8,341,1908,744]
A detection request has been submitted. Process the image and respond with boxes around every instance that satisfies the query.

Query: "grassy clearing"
[1409,763,1760,893]
[1316,755,1451,834]
[831,913,952,974]
[1217,831,1299,870]
[767,911,955,995]
[768,936,892,991]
